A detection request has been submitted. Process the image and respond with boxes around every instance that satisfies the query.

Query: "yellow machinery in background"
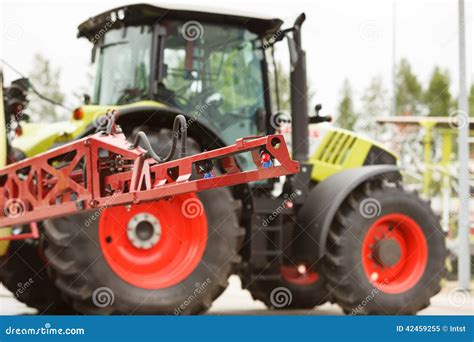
[0,70,11,254]
[0,71,6,168]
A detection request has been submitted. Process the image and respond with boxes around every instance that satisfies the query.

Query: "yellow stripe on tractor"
[0,77,11,256]
[309,130,374,182]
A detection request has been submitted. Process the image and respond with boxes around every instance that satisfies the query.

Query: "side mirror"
[309,104,332,124]
[315,104,322,115]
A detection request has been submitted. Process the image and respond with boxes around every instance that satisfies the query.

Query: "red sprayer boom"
[0,112,299,239]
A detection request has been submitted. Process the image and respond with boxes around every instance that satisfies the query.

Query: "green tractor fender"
[76,104,224,147]
[292,164,401,263]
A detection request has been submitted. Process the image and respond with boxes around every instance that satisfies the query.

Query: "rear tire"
[0,228,73,314]
[323,180,446,315]
[245,264,328,309]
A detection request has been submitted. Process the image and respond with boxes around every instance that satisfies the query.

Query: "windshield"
[160,21,266,143]
[93,26,152,105]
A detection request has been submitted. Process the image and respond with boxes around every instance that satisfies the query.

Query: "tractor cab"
[79,4,282,145]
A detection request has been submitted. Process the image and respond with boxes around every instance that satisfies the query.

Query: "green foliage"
[424,67,452,116]
[395,58,423,115]
[336,79,357,131]
[357,76,388,136]
[268,61,291,111]
[28,53,65,121]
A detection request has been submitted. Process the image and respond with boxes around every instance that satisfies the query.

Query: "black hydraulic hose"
[131,131,164,162]
[131,115,188,163]
[173,114,187,160]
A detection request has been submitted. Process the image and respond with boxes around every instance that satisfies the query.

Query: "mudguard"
[292,165,401,263]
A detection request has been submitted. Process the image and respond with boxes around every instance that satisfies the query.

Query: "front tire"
[245,264,329,309]
[323,179,446,315]
[0,228,73,314]
[44,189,243,315]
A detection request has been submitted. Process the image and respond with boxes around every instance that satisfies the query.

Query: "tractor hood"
[77,3,283,41]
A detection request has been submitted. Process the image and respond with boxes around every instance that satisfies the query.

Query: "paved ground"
[1,276,472,315]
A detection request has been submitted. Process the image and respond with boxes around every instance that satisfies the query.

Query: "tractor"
[1,4,446,315]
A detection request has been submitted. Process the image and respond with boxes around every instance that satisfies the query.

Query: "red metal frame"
[0,131,298,238]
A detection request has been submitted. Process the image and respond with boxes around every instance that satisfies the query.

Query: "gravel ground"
[1,276,472,315]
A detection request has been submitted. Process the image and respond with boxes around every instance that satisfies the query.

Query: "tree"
[28,53,66,121]
[268,60,314,113]
[469,84,474,116]
[424,67,452,116]
[395,58,423,115]
[356,76,388,136]
[336,79,357,130]
[268,61,291,111]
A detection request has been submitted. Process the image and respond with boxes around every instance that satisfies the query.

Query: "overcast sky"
[1,0,472,117]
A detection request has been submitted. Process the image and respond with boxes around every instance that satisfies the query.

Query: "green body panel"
[0,79,10,255]
[308,126,398,182]
[12,121,84,157]
[11,100,168,157]
[0,84,5,167]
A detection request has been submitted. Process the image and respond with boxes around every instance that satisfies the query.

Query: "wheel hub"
[281,263,319,285]
[361,213,428,294]
[99,193,208,289]
[126,213,161,249]
[372,238,401,267]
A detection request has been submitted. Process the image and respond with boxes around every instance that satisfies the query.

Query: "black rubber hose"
[131,115,188,163]
[131,131,163,162]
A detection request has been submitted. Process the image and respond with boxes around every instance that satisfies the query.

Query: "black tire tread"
[323,179,446,315]
[45,188,243,315]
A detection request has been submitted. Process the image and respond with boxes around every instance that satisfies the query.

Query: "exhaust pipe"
[289,13,309,162]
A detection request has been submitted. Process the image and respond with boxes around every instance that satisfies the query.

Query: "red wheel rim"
[281,264,319,285]
[361,213,427,294]
[99,193,207,289]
